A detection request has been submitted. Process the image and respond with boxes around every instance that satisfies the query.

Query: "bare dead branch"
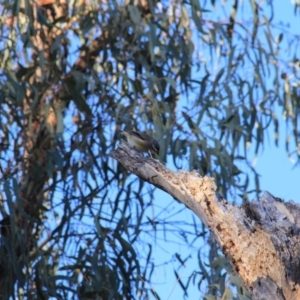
[110,140,300,300]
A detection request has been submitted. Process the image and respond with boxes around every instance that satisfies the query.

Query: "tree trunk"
[110,140,300,300]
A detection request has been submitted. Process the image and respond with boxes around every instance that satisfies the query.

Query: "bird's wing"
[126,130,150,141]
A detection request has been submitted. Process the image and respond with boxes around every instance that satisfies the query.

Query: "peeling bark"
[110,140,300,300]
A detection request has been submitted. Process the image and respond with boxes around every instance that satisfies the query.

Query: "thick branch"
[110,141,300,300]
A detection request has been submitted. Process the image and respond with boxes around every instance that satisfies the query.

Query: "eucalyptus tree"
[0,0,299,299]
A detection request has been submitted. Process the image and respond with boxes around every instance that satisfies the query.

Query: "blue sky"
[255,1,300,202]
[150,1,300,299]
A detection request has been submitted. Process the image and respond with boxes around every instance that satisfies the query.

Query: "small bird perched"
[121,130,160,158]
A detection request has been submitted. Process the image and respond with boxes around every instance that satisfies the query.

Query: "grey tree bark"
[110,140,300,300]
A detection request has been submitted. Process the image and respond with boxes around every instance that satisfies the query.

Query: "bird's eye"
[153,142,160,153]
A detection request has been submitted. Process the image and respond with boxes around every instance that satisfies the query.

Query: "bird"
[121,130,160,158]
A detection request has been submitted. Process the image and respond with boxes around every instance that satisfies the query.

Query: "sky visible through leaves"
[147,1,300,299]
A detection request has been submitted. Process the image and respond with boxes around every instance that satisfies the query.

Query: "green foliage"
[0,0,299,299]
